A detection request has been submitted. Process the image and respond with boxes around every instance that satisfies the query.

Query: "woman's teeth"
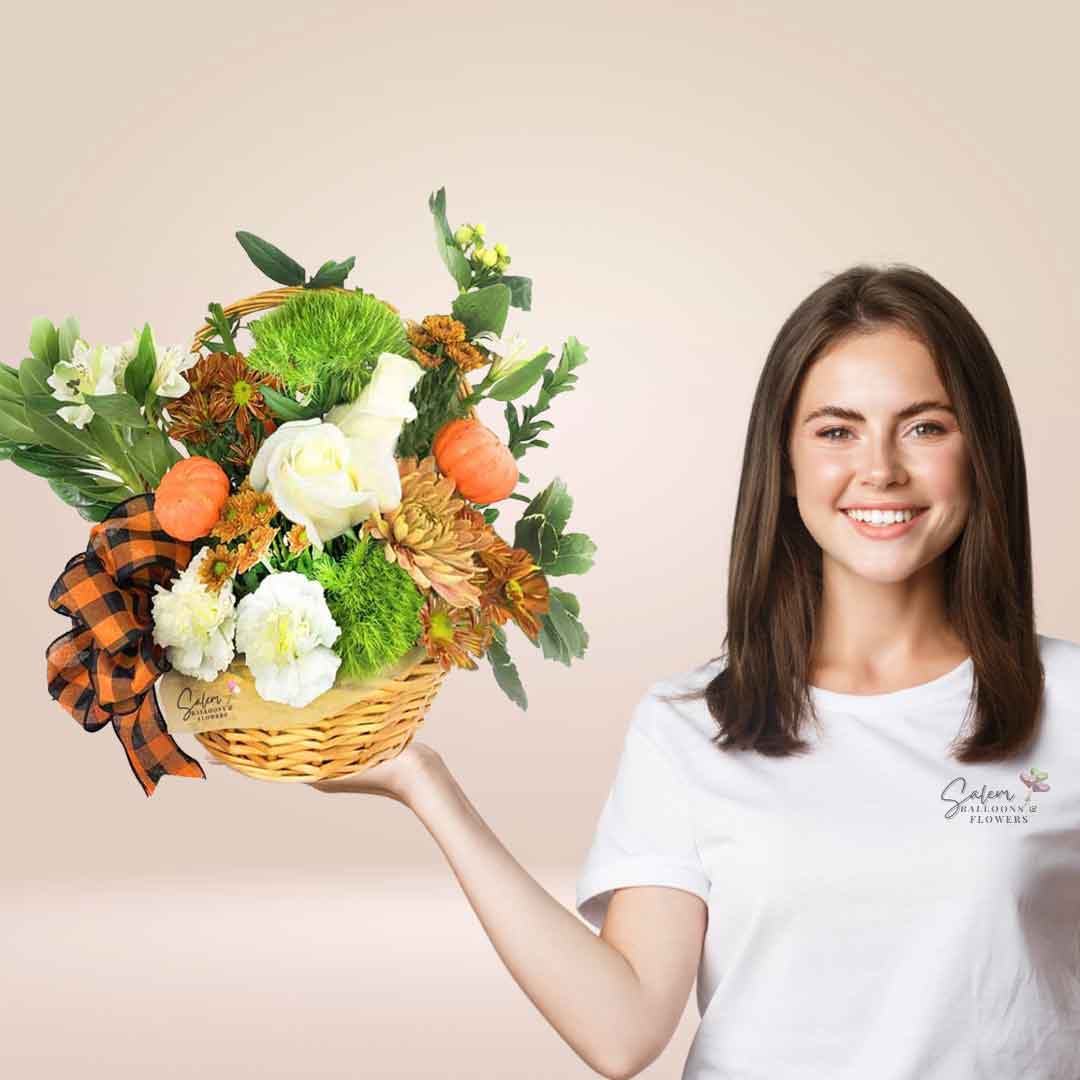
[843,507,924,526]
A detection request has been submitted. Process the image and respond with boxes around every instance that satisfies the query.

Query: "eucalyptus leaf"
[451,283,511,339]
[493,274,533,311]
[235,230,306,287]
[485,626,528,710]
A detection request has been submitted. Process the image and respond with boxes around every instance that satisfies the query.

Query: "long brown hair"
[661,263,1043,764]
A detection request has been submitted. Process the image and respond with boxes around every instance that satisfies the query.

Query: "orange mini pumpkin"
[432,418,519,504]
[154,456,231,542]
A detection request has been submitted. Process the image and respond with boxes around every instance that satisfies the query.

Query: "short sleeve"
[574,688,711,932]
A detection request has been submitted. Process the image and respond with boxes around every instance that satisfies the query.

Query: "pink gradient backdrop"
[3,1,1077,1075]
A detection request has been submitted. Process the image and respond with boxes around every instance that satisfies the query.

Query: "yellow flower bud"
[473,222,486,238]
[473,245,488,262]
[454,225,475,246]
[481,248,498,268]
[494,242,508,256]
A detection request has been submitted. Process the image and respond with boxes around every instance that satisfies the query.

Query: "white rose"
[324,351,425,513]
[151,549,237,680]
[247,418,381,551]
[234,571,341,707]
[46,338,120,429]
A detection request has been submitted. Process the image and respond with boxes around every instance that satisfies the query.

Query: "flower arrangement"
[9,188,595,794]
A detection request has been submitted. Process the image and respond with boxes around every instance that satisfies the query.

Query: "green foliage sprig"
[0,318,181,521]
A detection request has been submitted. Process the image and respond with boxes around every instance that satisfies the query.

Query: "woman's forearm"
[406,754,644,1079]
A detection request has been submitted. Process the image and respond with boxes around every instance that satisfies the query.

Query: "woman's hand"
[304,738,443,807]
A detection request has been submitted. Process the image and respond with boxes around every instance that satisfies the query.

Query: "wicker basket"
[182,286,475,783]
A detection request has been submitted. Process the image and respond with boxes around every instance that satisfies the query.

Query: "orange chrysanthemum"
[210,491,256,543]
[445,340,488,373]
[285,522,311,555]
[205,353,284,437]
[473,535,551,641]
[418,594,495,672]
[235,523,278,574]
[196,544,240,593]
[165,388,217,445]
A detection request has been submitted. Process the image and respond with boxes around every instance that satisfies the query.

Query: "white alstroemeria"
[117,327,200,399]
[474,331,547,381]
[151,548,237,681]
[234,571,341,707]
[46,338,121,429]
[323,351,425,513]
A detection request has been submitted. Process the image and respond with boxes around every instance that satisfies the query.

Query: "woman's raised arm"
[308,741,697,1079]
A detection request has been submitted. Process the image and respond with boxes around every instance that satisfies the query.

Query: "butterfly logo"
[1019,766,1050,809]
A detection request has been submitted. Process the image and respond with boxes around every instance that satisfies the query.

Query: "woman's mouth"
[840,505,929,540]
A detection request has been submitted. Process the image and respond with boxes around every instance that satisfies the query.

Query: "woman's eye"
[816,422,947,441]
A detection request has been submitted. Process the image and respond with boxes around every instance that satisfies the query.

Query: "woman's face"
[785,324,972,585]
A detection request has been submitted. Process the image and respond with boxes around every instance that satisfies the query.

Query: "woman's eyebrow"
[801,399,957,425]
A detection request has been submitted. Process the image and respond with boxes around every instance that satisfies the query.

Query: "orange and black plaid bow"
[46,493,207,797]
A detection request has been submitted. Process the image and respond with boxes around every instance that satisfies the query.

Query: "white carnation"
[234,571,342,707]
[151,548,237,680]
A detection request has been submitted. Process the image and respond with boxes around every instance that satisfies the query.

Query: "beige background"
[3,1,1078,1076]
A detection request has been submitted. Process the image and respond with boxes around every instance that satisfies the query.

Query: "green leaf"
[124,323,157,403]
[514,513,560,566]
[261,383,322,421]
[451,283,511,339]
[493,274,533,311]
[543,532,596,576]
[485,626,528,710]
[82,392,149,429]
[537,587,589,666]
[127,426,181,488]
[23,392,69,416]
[486,349,552,402]
[11,447,91,480]
[307,256,356,290]
[0,362,23,401]
[0,398,42,443]
[18,354,103,458]
[428,188,472,291]
[481,507,500,525]
[47,477,119,522]
[518,476,573,536]
[57,317,81,364]
[235,230,306,287]
[28,319,59,369]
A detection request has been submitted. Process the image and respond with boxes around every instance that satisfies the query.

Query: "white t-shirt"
[576,631,1080,1079]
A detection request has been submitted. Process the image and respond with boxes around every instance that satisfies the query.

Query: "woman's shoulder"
[635,657,726,760]
[1038,631,1080,706]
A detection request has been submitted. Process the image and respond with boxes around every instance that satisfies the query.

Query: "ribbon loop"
[45,493,207,797]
